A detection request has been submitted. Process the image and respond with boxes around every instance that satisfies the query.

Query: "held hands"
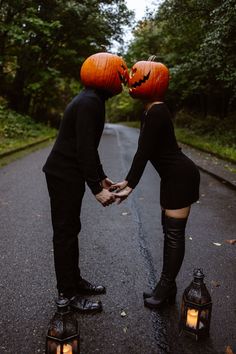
[109,180,133,205]
[101,177,114,190]
[114,186,133,204]
[95,178,115,207]
[109,180,128,192]
[96,178,132,207]
[95,188,116,207]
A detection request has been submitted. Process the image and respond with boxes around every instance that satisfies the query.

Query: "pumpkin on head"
[80,52,128,96]
[128,60,169,101]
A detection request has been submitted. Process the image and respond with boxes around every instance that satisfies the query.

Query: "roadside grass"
[174,127,236,163]
[117,111,236,163]
[0,139,55,168]
[0,104,57,156]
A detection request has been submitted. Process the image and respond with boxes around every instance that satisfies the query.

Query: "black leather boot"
[144,278,177,308]
[144,215,187,309]
[57,292,103,313]
[76,278,106,295]
[143,210,167,299]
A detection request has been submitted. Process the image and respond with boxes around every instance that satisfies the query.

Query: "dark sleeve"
[75,98,103,195]
[96,152,107,180]
[126,111,162,189]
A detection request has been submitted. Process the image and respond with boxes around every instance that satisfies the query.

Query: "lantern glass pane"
[56,343,73,354]
[186,307,199,329]
[199,309,209,329]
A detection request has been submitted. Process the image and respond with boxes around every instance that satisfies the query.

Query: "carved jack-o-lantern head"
[80,52,128,96]
[128,61,169,101]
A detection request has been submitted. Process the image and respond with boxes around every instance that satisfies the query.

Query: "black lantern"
[179,269,212,340]
[46,295,80,354]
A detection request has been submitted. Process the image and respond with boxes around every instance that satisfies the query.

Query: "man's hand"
[114,186,133,204]
[109,180,128,192]
[95,188,116,207]
[101,177,114,190]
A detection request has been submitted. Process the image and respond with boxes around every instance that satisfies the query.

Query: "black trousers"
[45,173,85,297]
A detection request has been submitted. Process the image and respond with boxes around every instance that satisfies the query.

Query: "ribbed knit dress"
[126,103,200,209]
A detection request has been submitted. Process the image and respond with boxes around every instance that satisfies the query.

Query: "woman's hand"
[109,180,128,192]
[101,177,114,190]
[114,186,133,204]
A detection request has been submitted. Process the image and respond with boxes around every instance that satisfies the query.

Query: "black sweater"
[43,88,107,195]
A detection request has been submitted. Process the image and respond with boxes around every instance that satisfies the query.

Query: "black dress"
[126,103,200,209]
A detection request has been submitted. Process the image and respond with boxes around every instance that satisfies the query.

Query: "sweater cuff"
[125,176,136,190]
[88,182,103,195]
[98,164,107,181]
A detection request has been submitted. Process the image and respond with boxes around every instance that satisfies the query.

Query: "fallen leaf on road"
[225,346,234,354]
[213,242,222,246]
[225,239,236,245]
[211,280,220,288]
[121,310,127,317]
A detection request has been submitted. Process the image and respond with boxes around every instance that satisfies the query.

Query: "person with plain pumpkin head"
[112,58,200,309]
[43,52,128,312]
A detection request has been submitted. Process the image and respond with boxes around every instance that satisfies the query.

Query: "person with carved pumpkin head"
[43,53,128,312]
[112,59,200,309]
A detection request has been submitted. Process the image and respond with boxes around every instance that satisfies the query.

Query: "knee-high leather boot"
[144,215,187,309]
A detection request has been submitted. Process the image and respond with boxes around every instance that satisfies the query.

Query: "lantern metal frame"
[45,295,80,354]
[179,269,212,341]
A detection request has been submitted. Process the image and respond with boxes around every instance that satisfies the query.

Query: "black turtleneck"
[43,88,107,195]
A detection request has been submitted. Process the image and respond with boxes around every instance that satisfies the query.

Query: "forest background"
[0,0,235,162]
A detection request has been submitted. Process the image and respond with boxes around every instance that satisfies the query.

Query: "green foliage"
[0,0,133,122]
[174,110,236,161]
[124,0,236,117]
[0,103,56,153]
[106,89,143,122]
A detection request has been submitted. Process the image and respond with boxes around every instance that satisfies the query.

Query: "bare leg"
[165,206,190,219]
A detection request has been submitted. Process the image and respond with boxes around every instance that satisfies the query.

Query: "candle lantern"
[179,269,212,340]
[46,295,80,354]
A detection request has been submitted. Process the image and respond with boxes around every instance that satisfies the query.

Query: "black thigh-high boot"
[143,210,166,299]
[144,215,187,309]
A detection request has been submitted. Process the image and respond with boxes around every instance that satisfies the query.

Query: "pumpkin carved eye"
[80,52,128,96]
[118,64,129,85]
[129,67,137,79]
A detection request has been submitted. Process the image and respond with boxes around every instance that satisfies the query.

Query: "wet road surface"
[0,124,235,354]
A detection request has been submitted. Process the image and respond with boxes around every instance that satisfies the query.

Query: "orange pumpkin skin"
[129,61,169,101]
[80,52,128,96]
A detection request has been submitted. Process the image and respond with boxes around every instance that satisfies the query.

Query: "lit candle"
[56,344,73,354]
[186,308,198,329]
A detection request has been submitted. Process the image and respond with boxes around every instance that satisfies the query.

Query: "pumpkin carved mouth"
[130,71,151,88]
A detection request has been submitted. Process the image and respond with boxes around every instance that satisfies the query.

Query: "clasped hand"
[95,178,133,207]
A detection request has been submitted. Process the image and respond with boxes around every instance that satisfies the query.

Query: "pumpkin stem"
[147,55,157,62]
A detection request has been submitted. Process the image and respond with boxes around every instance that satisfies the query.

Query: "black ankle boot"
[144,215,187,308]
[144,278,177,308]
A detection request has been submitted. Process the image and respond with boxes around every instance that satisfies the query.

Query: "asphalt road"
[0,124,235,354]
